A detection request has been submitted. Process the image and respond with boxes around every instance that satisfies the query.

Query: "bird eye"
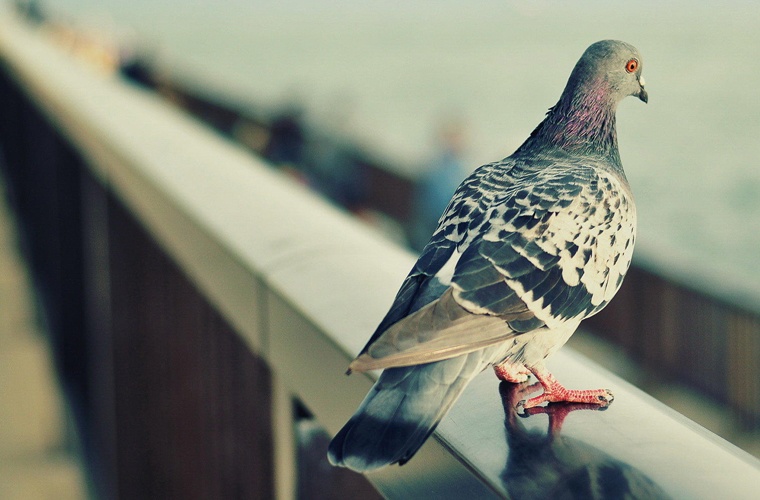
[625,59,639,73]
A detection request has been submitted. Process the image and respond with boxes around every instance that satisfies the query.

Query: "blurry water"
[34,0,760,307]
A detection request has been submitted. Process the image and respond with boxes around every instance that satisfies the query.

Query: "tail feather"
[328,350,487,472]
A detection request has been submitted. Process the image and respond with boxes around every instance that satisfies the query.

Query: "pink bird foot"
[501,381,607,436]
[518,365,614,410]
[493,361,531,383]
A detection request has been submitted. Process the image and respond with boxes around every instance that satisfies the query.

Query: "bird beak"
[638,75,648,103]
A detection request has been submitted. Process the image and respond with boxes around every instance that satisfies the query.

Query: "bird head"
[568,40,648,105]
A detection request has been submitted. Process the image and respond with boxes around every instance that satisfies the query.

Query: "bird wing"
[350,158,635,373]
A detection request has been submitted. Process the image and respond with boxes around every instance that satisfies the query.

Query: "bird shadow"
[498,381,670,499]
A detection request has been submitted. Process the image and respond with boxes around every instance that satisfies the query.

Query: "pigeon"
[328,40,647,473]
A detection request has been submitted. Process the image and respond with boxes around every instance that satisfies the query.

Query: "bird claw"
[520,388,614,410]
[515,398,532,417]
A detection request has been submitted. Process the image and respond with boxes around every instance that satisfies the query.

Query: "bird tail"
[328,351,486,472]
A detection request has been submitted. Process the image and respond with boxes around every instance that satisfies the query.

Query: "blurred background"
[19,0,758,289]
[2,0,760,498]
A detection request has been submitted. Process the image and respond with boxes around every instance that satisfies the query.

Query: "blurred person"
[410,117,469,250]
[306,135,364,210]
[264,104,306,170]
[304,92,366,209]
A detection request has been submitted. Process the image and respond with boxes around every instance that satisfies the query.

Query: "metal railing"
[1,12,759,499]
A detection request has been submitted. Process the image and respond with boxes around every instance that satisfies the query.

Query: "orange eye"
[625,59,639,73]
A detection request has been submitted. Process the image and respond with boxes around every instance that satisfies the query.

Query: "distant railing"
[1,12,759,499]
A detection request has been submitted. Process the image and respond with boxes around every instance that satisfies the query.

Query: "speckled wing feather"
[454,159,636,326]
[350,154,635,373]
